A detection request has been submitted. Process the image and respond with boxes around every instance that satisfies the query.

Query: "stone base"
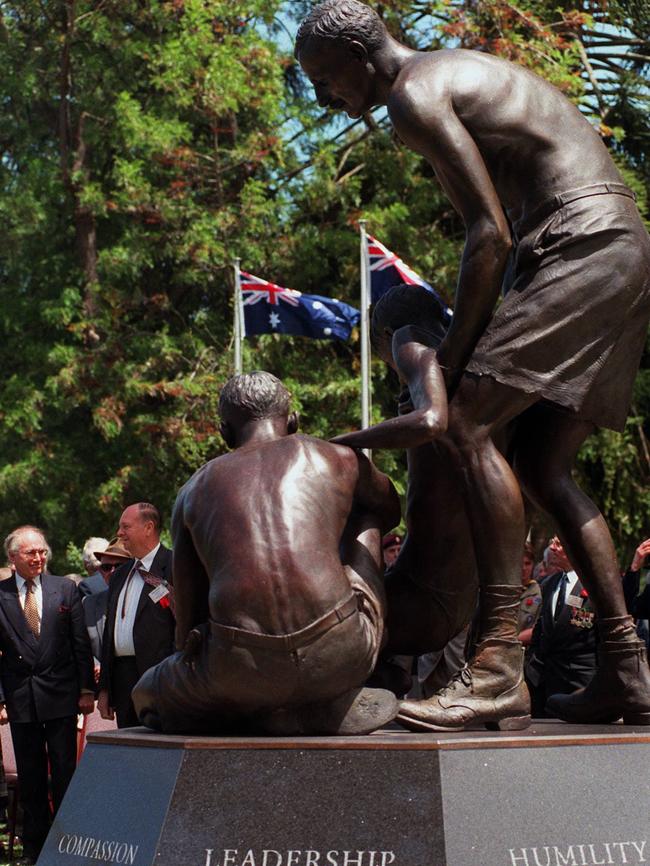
[39,721,650,866]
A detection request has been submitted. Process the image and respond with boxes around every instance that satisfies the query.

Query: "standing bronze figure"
[133,372,401,735]
[296,0,650,728]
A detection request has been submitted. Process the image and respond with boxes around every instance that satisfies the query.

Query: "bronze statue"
[132,371,401,735]
[330,285,481,701]
[334,283,526,729]
[296,0,650,728]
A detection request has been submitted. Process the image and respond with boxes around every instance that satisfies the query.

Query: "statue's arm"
[353,453,402,536]
[388,79,512,391]
[171,491,210,650]
[340,454,401,606]
[331,327,447,449]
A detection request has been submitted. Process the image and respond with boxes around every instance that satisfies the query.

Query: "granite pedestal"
[38,721,650,866]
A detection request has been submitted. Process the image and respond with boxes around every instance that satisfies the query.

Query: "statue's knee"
[131,666,158,715]
[139,709,163,731]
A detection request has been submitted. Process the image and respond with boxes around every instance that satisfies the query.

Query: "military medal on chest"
[567,587,595,628]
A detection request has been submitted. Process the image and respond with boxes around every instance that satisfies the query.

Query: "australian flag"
[367,235,452,323]
[240,271,360,341]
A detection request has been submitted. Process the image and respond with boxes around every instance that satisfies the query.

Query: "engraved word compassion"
[58,834,139,864]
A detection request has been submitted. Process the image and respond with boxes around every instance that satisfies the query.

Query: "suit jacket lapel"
[35,575,59,661]
[0,576,38,658]
[134,546,168,622]
[150,546,169,580]
[107,560,134,624]
[544,572,562,632]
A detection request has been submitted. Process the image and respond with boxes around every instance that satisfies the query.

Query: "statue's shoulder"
[303,433,361,465]
[296,432,349,456]
[388,50,458,125]
[391,48,507,109]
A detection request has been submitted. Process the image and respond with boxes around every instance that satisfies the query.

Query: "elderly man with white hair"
[0,525,95,864]
[78,536,110,598]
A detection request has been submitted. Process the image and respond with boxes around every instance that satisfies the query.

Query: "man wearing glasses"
[0,525,95,865]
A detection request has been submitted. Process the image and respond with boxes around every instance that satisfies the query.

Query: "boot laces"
[442,664,473,695]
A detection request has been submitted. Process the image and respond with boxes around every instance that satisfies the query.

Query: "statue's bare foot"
[261,687,399,736]
[397,639,530,732]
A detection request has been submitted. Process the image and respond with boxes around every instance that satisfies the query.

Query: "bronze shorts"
[132,588,383,734]
[467,183,650,431]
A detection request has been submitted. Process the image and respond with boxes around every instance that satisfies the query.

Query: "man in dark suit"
[526,537,598,717]
[0,525,95,865]
[98,503,174,728]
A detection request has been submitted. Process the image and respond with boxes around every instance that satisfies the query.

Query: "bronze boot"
[397,585,530,732]
[546,616,650,725]
[397,637,530,731]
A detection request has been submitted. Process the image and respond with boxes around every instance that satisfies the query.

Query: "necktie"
[554,573,568,622]
[23,579,40,638]
[120,560,143,619]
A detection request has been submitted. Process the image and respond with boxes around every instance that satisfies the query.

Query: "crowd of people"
[0,505,173,864]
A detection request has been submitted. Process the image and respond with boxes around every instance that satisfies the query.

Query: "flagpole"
[359,220,372,431]
[233,258,243,375]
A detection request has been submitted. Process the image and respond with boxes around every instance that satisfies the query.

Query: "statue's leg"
[368,565,477,697]
[398,374,534,732]
[132,625,247,735]
[513,404,650,724]
[258,600,399,736]
[383,567,477,656]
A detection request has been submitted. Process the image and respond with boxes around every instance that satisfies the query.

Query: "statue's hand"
[181,628,203,668]
[436,341,464,397]
[397,386,413,415]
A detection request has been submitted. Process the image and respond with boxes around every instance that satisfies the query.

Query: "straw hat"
[96,538,131,562]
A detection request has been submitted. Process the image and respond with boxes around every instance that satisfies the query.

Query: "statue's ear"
[349,39,369,64]
[287,411,299,435]
[220,420,236,449]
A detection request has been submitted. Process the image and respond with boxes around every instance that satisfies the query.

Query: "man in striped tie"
[0,525,95,864]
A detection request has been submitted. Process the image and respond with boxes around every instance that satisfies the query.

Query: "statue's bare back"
[179,434,367,633]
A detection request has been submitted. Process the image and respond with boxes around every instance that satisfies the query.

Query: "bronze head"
[371,284,449,362]
[219,371,298,447]
[295,0,386,58]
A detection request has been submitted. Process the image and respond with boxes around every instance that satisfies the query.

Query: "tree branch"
[575,38,609,118]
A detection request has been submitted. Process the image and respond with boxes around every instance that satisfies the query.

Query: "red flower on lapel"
[59,604,70,613]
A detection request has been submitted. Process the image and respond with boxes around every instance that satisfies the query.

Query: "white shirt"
[551,570,579,617]
[139,543,160,574]
[15,572,43,619]
[113,543,161,657]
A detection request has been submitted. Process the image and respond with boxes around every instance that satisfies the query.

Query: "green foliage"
[0,0,647,573]
[577,413,650,549]
[65,541,85,575]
